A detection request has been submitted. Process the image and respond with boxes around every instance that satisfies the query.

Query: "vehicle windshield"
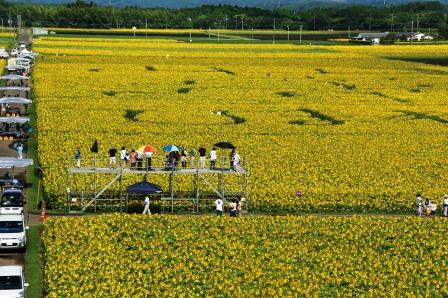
[0,221,23,233]
[1,193,23,207]
[0,276,21,290]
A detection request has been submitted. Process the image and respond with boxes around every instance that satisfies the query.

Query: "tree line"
[1,0,448,34]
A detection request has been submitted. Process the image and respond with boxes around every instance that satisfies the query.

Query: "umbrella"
[163,144,179,152]
[213,141,236,150]
[137,145,157,154]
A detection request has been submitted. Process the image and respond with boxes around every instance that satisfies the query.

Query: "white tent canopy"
[5,65,28,71]
[0,75,29,81]
[0,87,30,91]
[0,97,32,104]
[0,157,33,169]
[0,117,30,124]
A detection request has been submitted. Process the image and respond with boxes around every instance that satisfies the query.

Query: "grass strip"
[26,224,43,298]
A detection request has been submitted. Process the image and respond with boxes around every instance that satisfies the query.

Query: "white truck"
[0,214,28,251]
[0,266,28,298]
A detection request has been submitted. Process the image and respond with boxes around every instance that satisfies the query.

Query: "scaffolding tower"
[66,155,249,213]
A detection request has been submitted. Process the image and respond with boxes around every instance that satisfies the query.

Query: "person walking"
[129,149,137,170]
[229,199,237,217]
[443,194,448,217]
[16,142,23,159]
[416,193,423,216]
[209,147,217,170]
[189,148,196,168]
[142,196,151,215]
[198,147,206,168]
[215,198,223,216]
[108,146,117,168]
[74,147,81,168]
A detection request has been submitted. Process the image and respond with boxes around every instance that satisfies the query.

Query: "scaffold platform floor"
[68,166,247,175]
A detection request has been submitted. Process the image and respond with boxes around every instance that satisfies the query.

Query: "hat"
[240,197,245,202]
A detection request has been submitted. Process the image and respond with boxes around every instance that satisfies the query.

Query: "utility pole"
[208,27,211,40]
[225,17,228,29]
[241,16,244,30]
[145,19,148,39]
[416,13,419,33]
[273,18,276,44]
[410,20,413,45]
[390,14,394,32]
[287,25,290,41]
[299,25,302,44]
[348,26,350,38]
[8,12,11,30]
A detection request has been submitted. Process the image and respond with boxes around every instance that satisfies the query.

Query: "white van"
[0,188,24,215]
[0,214,27,250]
[0,266,28,297]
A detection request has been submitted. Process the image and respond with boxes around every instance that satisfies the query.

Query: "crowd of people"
[74,145,242,171]
[416,193,448,217]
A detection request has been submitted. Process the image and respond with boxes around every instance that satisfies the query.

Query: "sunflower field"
[32,36,448,212]
[42,214,448,297]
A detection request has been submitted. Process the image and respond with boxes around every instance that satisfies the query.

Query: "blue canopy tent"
[126,180,163,194]
[125,180,163,213]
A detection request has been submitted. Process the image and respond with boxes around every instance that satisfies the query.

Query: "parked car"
[0,266,28,298]
[0,214,28,250]
[0,188,25,215]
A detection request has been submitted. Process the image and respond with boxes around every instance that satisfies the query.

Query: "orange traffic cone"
[40,208,46,221]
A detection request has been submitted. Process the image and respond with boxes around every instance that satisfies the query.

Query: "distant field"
[32,36,448,213]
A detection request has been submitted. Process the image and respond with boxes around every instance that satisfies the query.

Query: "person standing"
[198,147,206,168]
[229,199,237,217]
[120,146,128,168]
[209,147,217,170]
[232,150,241,172]
[215,198,223,216]
[74,147,81,168]
[129,149,137,170]
[16,142,23,159]
[443,194,448,217]
[181,150,187,168]
[108,146,117,168]
[229,149,235,169]
[424,197,430,216]
[145,151,153,171]
[189,148,196,168]
[416,193,423,216]
[142,196,151,215]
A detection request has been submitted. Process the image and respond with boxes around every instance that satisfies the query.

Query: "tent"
[0,117,29,124]
[0,87,30,91]
[0,75,29,81]
[126,180,163,194]
[0,97,32,105]
[0,157,33,169]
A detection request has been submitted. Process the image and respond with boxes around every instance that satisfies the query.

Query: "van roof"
[0,266,22,276]
[0,214,23,221]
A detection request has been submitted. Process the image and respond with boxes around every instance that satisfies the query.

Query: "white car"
[0,214,28,250]
[0,188,25,215]
[0,266,28,298]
